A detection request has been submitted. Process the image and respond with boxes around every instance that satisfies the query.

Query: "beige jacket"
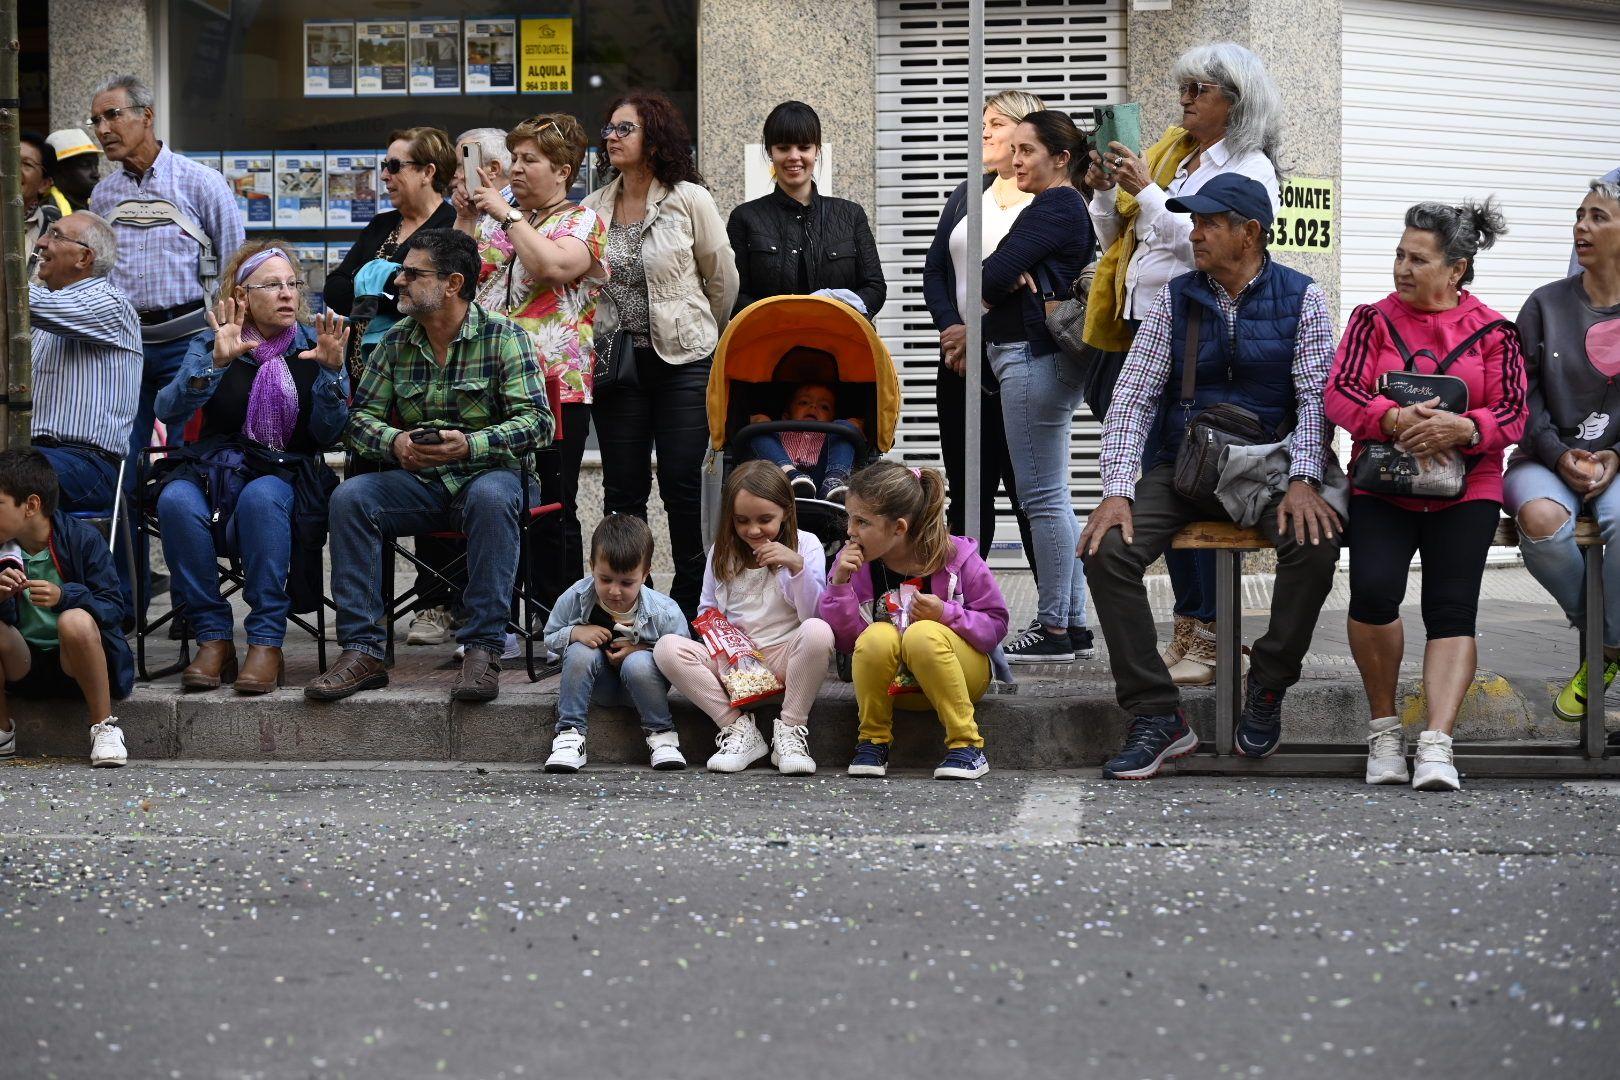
[583,175,739,366]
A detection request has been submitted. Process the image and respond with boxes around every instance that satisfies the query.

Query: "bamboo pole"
[0,0,29,449]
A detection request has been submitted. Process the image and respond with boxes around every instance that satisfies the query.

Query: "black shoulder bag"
[1171,306,1282,512]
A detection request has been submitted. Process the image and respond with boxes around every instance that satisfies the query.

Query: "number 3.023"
[1270,215,1332,249]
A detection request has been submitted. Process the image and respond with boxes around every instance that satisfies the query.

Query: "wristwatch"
[1289,474,1322,490]
[1467,419,1482,448]
[503,208,523,227]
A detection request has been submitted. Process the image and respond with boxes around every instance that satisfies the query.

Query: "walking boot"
[181,640,238,691]
[234,645,285,695]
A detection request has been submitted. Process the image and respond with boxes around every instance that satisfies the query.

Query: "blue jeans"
[328,468,522,659]
[1504,460,1620,648]
[37,444,129,615]
[749,420,859,485]
[157,475,294,647]
[986,340,1087,628]
[1166,548,1217,622]
[127,334,196,613]
[556,641,673,734]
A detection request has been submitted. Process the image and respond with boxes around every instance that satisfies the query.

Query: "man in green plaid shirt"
[307,230,554,704]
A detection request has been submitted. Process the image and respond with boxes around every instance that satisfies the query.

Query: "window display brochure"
[465,18,518,94]
[275,153,327,230]
[291,242,328,313]
[356,20,409,96]
[326,242,352,280]
[325,151,380,228]
[410,19,462,95]
[180,150,223,175]
[224,151,274,231]
[303,20,355,97]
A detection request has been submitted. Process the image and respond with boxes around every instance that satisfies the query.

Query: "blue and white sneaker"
[1102,711,1198,780]
[847,740,891,777]
[1234,679,1284,758]
[933,746,989,780]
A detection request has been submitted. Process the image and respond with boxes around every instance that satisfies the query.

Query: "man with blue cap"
[1078,172,1342,780]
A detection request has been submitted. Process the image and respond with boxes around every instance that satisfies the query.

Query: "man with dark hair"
[307,229,554,704]
[45,129,101,211]
[20,131,69,252]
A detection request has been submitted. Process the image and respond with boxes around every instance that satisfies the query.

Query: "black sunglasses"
[395,266,452,283]
[381,158,424,175]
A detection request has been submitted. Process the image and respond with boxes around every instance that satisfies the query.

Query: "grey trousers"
[1082,465,1341,716]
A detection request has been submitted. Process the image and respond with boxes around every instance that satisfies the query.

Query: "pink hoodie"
[817,535,1010,655]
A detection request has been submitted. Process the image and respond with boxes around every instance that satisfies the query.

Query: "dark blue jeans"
[328,468,522,660]
[749,420,859,485]
[37,443,129,619]
[157,475,294,646]
[127,334,196,615]
[1166,548,1217,623]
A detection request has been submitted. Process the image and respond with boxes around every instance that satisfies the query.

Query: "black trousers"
[527,401,592,610]
[935,356,1036,575]
[1346,494,1498,638]
[591,346,711,619]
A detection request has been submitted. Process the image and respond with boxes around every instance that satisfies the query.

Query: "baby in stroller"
[746,347,864,505]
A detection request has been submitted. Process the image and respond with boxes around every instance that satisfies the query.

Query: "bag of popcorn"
[693,609,785,709]
[884,580,925,697]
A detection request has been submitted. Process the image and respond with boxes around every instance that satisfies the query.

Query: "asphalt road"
[2,763,1617,1080]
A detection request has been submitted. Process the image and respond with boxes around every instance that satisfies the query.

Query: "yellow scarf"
[1082,126,1199,353]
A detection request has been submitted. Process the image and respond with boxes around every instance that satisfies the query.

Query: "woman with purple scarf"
[153,240,350,694]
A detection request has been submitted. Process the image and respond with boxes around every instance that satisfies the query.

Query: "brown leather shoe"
[451,646,501,702]
[234,645,285,695]
[303,649,390,701]
[180,640,238,691]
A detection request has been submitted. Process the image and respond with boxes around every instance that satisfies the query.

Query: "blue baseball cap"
[1165,173,1274,228]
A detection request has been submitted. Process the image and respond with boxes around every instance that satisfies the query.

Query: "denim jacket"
[543,575,690,656]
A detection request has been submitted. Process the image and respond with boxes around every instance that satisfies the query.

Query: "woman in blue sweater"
[983,110,1095,662]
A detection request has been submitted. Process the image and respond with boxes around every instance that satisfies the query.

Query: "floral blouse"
[474,203,609,405]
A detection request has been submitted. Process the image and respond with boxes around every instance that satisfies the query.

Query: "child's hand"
[0,567,25,600]
[605,640,643,666]
[24,580,60,608]
[753,540,804,575]
[909,593,944,623]
[830,542,864,586]
[748,413,769,424]
[571,624,612,648]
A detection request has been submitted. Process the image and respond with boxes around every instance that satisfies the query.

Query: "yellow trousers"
[851,621,990,749]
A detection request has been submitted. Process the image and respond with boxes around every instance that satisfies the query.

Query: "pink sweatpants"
[654,618,835,727]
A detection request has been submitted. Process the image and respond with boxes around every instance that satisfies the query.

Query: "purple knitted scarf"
[240,322,301,450]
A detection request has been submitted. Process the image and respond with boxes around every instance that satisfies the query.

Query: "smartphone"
[462,142,483,195]
[1092,103,1143,176]
[409,428,445,445]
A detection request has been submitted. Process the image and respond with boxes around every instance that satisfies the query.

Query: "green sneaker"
[1554,659,1620,722]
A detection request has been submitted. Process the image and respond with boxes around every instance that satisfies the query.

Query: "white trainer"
[646,731,687,771]
[0,723,15,758]
[771,718,816,776]
[407,605,456,645]
[455,632,521,661]
[1365,715,1409,785]
[89,718,126,768]
[544,729,587,773]
[707,716,768,773]
[1412,730,1460,792]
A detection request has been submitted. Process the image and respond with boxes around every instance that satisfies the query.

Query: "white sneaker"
[1365,715,1409,785]
[407,605,456,645]
[544,729,587,773]
[771,718,816,775]
[707,715,768,773]
[1412,730,1460,791]
[646,731,687,771]
[455,632,521,661]
[90,718,126,768]
[0,723,15,758]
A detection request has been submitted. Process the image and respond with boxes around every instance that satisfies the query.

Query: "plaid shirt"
[89,143,245,313]
[1099,262,1335,501]
[347,302,554,495]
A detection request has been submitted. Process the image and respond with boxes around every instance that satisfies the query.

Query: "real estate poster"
[325,242,352,283]
[410,18,462,95]
[291,242,328,313]
[303,19,355,97]
[464,18,518,94]
[274,153,327,229]
[325,151,379,228]
[519,17,572,94]
[223,151,274,231]
[180,150,223,176]
[355,20,408,96]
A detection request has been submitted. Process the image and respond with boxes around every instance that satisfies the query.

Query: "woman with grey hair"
[1326,197,1524,792]
[1081,41,1285,686]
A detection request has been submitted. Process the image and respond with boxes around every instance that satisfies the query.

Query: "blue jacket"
[1149,259,1314,469]
[0,511,134,697]
[921,173,998,332]
[543,575,689,657]
[982,186,1094,354]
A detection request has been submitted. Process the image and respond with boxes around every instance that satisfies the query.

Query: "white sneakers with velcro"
[646,730,687,770]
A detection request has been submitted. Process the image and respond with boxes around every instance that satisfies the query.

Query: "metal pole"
[0,0,29,449]
[962,0,984,545]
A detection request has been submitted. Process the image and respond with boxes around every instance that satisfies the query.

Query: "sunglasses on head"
[381,158,424,175]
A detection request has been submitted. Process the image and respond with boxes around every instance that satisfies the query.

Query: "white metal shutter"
[875,0,1126,562]
[1342,0,1620,325]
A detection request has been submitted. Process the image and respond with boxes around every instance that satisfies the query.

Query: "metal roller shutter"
[875,0,1126,563]
[1342,0,1620,325]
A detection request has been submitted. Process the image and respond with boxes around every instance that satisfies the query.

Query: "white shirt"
[699,530,827,648]
[949,185,1033,316]
[1086,139,1280,320]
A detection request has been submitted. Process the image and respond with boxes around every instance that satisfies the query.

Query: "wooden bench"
[1168,516,1610,767]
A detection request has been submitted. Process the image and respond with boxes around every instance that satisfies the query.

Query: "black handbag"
[1041,261,1093,364]
[1172,307,1282,510]
[593,324,638,393]
[1348,309,1511,500]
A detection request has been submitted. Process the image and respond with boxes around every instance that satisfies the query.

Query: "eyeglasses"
[45,226,93,251]
[600,122,640,140]
[84,105,147,128]
[1178,81,1225,100]
[381,158,424,175]
[241,279,307,294]
[395,266,452,283]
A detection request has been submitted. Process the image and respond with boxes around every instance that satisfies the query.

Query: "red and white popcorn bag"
[884,580,925,697]
[693,609,785,709]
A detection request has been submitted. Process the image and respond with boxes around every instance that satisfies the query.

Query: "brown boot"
[303,649,390,701]
[234,645,285,695]
[180,640,237,691]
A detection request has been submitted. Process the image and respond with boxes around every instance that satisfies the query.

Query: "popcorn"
[692,609,785,709]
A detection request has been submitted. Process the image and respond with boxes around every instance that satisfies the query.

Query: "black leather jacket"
[726,185,886,318]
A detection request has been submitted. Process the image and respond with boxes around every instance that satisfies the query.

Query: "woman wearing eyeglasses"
[151,239,351,696]
[324,126,458,373]
[582,91,739,619]
[1081,42,1285,686]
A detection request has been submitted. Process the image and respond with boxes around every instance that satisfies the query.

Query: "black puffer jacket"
[726,185,886,319]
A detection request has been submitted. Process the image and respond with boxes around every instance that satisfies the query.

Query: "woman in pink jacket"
[1325,198,1526,793]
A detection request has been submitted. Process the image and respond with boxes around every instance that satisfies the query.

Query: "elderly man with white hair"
[27,210,141,516]
[451,127,515,224]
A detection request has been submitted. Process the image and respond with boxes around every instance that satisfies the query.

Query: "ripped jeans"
[1503,459,1620,648]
